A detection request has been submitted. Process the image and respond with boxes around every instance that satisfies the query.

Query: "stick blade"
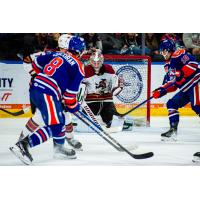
[132,151,154,159]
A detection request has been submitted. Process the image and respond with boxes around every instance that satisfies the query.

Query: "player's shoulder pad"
[84,65,95,78]
[102,64,115,74]
[171,49,186,58]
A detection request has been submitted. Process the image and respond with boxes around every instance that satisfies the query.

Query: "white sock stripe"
[53,136,66,140]
[169,113,179,118]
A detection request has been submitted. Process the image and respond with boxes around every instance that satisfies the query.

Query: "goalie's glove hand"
[152,87,167,99]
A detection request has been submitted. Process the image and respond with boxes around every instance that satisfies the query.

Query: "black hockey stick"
[120,82,175,117]
[74,112,122,151]
[120,96,153,117]
[77,110,154,159]
[0,108,25,116]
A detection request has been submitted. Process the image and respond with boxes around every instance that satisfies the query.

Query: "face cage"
[91,60,103,69]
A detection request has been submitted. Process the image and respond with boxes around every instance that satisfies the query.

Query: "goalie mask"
[90,50,104,73]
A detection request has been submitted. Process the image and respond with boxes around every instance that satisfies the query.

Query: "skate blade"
[73,147,83,151]
[66,141,83,151]
[9,146,32,165]
[192,156,200,163]
[53,153,77,160]
[161,136,177,142]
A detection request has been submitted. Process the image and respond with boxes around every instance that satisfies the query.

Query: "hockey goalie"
[76,49,133,133]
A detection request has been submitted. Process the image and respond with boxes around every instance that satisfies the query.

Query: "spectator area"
[1,33,200,61]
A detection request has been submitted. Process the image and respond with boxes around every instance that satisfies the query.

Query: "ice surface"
[0,116,200,166]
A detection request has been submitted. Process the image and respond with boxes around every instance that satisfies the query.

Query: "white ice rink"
[0,116,200,166]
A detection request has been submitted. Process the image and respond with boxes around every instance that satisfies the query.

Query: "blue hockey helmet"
[68,36,86,56]
[159,39,176,53]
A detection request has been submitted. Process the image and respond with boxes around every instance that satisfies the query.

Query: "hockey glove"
[65,102,80,113]
[65,97,80,113]
[152,87,167,99]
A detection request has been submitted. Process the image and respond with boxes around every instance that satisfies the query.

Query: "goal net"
[82,54,151,126]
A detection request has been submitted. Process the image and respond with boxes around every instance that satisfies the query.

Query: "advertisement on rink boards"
[0,61,31,118]
[0,61,194,118]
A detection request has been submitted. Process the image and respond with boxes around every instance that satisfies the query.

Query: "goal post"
[82,54,152,126]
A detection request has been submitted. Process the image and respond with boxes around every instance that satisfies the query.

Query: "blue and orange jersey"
[163,49,200,92]
[31,51,85,100]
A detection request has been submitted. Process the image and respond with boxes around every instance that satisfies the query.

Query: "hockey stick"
[120,96,153,117]
[120,83,175,117]
[81,101,137,149]
[77,110,154,159]
[0,105,31,116]
[81,101,124,133]
[0,108,25,116]
[74,112,123,151]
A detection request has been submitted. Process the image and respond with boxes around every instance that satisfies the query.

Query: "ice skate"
[53,142,77,159]
[161,122,178,142]
[9,137,33,165]
[161,127,177,141]
[192,152,200,163]
[122,120,133,131]
[66,138,83,151]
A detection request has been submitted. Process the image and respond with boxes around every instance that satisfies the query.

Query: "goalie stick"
[81,101,125,133]
[76,110,154,159]
[81,101,137,149]
[74,112,123,151]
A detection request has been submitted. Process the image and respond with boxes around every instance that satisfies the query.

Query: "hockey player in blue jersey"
[17,34,83,151]
[10,35,86,165]
[152,39,200,144]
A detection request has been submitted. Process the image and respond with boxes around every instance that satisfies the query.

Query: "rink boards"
[0,61,197,118]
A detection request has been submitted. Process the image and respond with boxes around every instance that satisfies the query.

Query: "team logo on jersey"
[116,65,143,103]
[96,79,107,89]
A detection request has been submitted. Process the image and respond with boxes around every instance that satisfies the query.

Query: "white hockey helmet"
[89,49,104,72]
[58,34,73,49]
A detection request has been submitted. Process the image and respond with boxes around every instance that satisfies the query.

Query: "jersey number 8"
[44,57,63,76]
